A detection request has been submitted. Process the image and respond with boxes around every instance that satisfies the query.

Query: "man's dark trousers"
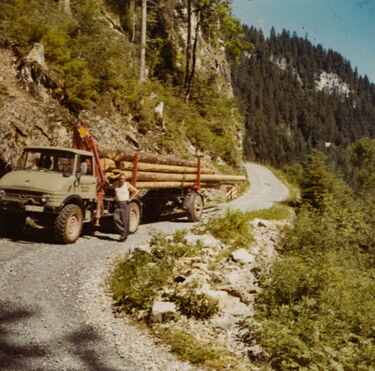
[114,201,130,237]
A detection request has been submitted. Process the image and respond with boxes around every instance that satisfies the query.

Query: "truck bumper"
[0,201,59,215]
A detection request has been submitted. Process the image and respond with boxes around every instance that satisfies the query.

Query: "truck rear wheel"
[129,202,141,234]
[54,204,83,244]
[186,192,203,222]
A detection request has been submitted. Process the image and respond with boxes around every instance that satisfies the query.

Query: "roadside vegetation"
[110,204,292,369]
[247,147,375,369]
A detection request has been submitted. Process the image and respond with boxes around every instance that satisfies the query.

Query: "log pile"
[99,149,246,189]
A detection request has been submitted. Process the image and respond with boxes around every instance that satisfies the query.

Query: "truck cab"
[0,146,97,243]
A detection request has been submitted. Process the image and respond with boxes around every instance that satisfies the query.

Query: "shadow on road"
[65,325,122,371]
[0,302,47,369]
[2,206,218,245]
[0,301,122,370]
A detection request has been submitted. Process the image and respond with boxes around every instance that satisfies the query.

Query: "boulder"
[221,296,253,317]
[200,289,228,302]
[183,233,223,250]
[231,248,256,264]
[150,301,177,322]
[210,316,238,330]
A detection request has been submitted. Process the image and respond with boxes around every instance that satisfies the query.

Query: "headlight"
[41,194,50,203]
[0,189,5,199]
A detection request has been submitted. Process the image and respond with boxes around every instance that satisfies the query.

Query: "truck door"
[74,155,97,199]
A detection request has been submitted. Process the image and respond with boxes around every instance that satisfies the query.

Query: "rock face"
[0,45,156,176]
[315,71,351,97]
[0,46,72,173]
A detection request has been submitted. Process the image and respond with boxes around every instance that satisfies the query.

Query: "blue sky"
[232,0,375,82]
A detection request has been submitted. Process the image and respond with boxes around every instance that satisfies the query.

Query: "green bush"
[111,248,173,314]
[168,290,218,319]
[254,249,375,370]
[197,209,254,248]
[110,230,204,317]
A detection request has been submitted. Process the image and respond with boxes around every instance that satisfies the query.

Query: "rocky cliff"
[0,1,243,177]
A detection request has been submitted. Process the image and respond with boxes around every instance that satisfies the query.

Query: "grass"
[268,166,301,205]
[195,209,255,248]
[247,204,293,221]
[154,326,252,370]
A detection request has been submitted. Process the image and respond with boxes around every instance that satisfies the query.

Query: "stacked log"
[100,148,198,167]
[100,149,246,189]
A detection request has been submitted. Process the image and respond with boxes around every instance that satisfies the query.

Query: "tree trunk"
[110,171,245,182]
[100,148,199,167]
[184,0,192,88]
[139,0,147,82]
[121,181,221,189]
[118,161,215,174]
[185,8,201,101]
[59,0,71,16]
[105,168,245,184]
[124,0,136,43]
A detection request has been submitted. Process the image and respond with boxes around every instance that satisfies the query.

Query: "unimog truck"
[0,144,149,243]
[0,124,244,244]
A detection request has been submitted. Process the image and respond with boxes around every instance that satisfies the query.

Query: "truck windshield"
[17,149,76,175]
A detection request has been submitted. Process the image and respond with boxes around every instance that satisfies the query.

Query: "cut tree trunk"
[131,181,225,189]
[100,149,199,167]
[118,161,215,174]
[110,170,245,182]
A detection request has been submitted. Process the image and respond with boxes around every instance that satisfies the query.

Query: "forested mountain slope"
[232,26,375,176]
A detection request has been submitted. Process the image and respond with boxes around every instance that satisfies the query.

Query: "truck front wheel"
[54,204,83,244]
[0,213,25,238]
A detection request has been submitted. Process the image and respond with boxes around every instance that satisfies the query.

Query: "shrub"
[197,209,254,248]
[110,248,173,314]
[110,230,204,317]
[251,151,375,370]
[253,249,375,370]
[168,290,218,319]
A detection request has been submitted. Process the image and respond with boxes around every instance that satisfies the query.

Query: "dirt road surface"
[0,163,288,370]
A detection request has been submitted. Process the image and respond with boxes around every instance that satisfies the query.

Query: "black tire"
[129,201,141,234]
[0,213,25,238]
[0,213,6,237]
[54,204,83,244]
[186,192,203,222]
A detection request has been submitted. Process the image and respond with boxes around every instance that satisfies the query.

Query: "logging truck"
[0,124,245,244]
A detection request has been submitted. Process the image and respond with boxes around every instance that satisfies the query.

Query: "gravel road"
[0,163,288,370]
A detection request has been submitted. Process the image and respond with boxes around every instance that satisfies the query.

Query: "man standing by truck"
[114,174,139,241]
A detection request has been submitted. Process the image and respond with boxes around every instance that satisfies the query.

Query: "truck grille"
[2,189,44,204]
